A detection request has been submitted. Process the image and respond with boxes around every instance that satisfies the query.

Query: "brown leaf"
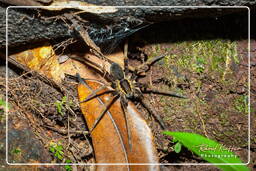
[11,44,64,83]
[10,43,123,83]
[78,79,160,171]
[60,58,102,80]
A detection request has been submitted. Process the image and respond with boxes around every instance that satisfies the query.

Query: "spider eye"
[110,63,124,80]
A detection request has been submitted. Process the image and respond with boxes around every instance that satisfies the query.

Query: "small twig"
[83,132,94,157]
[194,97,208,138]
[67,113,71,150]
[43,125,89,136]
[64,13,104,58]
[53,38,77,56]
[149,70,153,87]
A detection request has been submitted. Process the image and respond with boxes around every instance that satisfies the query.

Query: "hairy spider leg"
[76,73,115,103]
[137,54,166,74]
[129,54,166,81]
[139,98,167,130]
[90,95,119,133]
[79,86,115,104]
[120,95,132,150]
[75,73,107,85]
[141,89,187,99]
[146,54,166,66]
[124,39,129,76]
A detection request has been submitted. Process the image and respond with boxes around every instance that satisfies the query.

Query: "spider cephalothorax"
[110,62,141,100]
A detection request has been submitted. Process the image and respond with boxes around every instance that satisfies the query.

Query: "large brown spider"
[77,54,186,148]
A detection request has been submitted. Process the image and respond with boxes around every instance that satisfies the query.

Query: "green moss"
[148,39,245,145]
[152,40,238,79]
[0,98,10,112]
[11,147,21,155]
[149,43,163,58]
[219,112,229,126]
[233,95,249,114]
[0,98,9,122]
[163,40,238,80]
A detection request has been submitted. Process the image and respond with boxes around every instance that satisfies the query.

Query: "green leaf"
[172,137,178,143]
[174,142,182,153]
[56,145,63,151]
[55,101,64,115]
[11,148,21,154]
[49,147,55,153]
[163,131,249,171]
[55,152,63,160]
[0,98,10,110]
[62,96,67,103]
[64,165,72,171]
[65,159,72,163]
[58,150,64,156]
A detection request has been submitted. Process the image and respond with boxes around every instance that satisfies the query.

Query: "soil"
[0,12,255,171]
[128,38,255,170]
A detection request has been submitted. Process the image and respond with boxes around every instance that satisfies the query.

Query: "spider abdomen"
[110,63,124,80]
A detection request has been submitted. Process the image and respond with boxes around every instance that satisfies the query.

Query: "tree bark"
[0,0,254,49]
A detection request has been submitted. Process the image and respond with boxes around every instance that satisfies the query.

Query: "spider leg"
[136,54,166,75]
[135,81,186,98]
[139,98,167,130]
[79,88,115,104]
[145,54,166,67]
[76,73,107,85]
[76,73,115,103]
[90,95,119,133]
[124,39,129,76]
[142,89,187,99]
[120,96,132,150]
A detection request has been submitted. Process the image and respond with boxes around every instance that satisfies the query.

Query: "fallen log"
[0,1,253,50]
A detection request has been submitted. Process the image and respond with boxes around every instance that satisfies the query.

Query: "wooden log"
[0,1,254,49]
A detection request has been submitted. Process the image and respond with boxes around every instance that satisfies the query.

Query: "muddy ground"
[0,11,255,171]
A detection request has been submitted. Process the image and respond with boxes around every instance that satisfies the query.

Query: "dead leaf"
[60,58,102,80]
[78,79,159,171]
[9,43,123,83]
[11,44,64,83]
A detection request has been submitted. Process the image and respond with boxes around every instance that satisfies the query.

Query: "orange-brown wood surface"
[78,80,160,171]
